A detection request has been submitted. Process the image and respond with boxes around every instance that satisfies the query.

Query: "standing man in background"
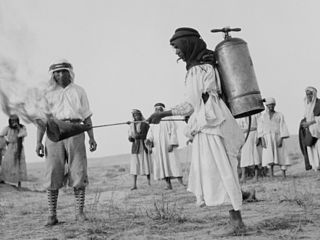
[146,103,184,190]
[0,114,27,189]
[36,59,97,226]
[258,97,290,178]
[300,87,320,171]
[128,109,152,190]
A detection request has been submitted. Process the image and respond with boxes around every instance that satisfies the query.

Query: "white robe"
[172,64,244,210]
[147,118,182,180]
[258,111,291,167]
[307,140,320,170]
[237,114,262,167]
[305,107,320,170]
[0,126,27,183]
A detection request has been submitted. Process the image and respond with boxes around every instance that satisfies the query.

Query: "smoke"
[0,2,48,124]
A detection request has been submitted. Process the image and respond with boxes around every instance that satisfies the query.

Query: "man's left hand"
[301,121,315,129]
[89,139,97,152]
[168,144,178,152]
[301,122,309,128]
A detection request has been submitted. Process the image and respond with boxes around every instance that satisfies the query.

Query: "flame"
[0,57,48,124]
[0,2,48,125]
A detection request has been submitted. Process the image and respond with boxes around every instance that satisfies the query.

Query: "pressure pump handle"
[211,27,241,39]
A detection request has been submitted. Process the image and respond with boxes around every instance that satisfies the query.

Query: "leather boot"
[74,187,87,221]
[45,190,59,226]
[229,210,246,235]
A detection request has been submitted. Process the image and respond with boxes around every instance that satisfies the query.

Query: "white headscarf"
[47,59,75,91]
[304,86,317,121]
[264,97,276,105]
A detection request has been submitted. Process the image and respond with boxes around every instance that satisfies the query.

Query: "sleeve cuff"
[171,102,194,116]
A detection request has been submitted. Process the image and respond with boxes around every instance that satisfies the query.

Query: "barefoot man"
[148,28,246,234]
[258,97,290,178]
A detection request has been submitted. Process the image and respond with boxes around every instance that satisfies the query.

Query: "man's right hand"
[145,139,153,147]
[36,142,45,157]
[260,138,267,148]
[147,112,163,124]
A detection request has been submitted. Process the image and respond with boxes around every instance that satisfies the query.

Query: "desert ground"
[1,136,320,240]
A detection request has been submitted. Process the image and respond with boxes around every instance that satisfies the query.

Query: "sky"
[0,0,320,162]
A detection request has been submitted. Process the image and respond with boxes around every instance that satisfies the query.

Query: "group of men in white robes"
[237,97,291,181]
[128,103,184,190]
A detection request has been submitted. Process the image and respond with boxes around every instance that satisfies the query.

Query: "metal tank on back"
[211,27,264,118]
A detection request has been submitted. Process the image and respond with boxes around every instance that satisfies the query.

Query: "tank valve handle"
[211,27,241,39]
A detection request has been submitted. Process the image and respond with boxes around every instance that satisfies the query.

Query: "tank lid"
[215,37,247,51]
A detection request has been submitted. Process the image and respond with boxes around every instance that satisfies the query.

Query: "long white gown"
[172,64,244,210]
[257,111,291,168]
[0,126,28,183]
[147,118,183,180]
[237,114,262,168]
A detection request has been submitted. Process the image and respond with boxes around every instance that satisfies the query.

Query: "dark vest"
[128,122,150,154]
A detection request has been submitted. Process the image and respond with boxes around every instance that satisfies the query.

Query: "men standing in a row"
[258,97,291,178]
[36,59,97,226]
[128,109,152,190]
[0,115,27,189]
[146,103,184,190]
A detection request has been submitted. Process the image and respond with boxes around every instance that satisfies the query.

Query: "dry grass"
[0,204,6,219]
[144,194,186,223]
[84,188,145,239]
[279,178,316,222]
[2,142,320,240]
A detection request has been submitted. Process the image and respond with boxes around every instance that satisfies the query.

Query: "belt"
[61,119,82,123]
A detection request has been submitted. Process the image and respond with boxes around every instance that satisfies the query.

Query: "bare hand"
[145,139,153,147]
[301,122,310,128]
[278,139,283,148]
[36,142,45,157]
[168,144,178,152]
[89,139,97,152]
[255,138,261,146]
[147,146,153,154]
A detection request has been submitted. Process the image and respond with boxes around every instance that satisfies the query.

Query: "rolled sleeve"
[80,89,92,120]
[171,102,194,116]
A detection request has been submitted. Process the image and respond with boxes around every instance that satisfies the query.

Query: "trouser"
[44,133,88,190]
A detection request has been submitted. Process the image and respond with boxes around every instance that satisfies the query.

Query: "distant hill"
[28,134,301,170]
